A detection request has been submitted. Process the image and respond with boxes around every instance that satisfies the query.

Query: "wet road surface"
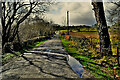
[1,32,94,79]
[2,33,80,79]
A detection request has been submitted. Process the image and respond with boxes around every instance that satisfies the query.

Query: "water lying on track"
[67,55,84,77]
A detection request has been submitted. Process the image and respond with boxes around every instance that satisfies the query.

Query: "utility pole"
[67,11,69,35]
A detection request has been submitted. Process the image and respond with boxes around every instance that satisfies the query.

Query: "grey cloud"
[45,2,111,26]
[70,13,96,25]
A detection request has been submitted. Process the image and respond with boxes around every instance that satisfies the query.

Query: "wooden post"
[117,47,119,67]
[90,38,93,48]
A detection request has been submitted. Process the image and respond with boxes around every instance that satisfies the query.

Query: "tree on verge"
[92,0,112,56]
[1,2,51,51]
[107,1,120,25]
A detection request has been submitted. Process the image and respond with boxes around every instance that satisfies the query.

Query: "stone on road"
[2,33,81,79]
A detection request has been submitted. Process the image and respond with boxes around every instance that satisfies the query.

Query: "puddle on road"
[67,55,84,77]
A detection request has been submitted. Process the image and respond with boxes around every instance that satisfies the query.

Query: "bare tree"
[107,1,120,25]
[1,2,51,49]
[92,0,112,56]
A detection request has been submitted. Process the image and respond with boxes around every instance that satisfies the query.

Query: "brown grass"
[69,32,99,39]
[68,32,120,56]
[69,32,120,40]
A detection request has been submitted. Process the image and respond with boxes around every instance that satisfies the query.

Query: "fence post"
[117,47,119,67]
[90,38,92,48]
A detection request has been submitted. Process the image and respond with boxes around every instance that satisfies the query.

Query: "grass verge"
[2,36,55,65]
[60,35,112,79]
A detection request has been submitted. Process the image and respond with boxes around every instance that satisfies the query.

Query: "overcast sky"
[44,2,116,26]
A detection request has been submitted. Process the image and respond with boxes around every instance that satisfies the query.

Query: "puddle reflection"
[67,55,84,77]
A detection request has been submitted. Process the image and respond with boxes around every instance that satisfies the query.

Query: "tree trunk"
[92,0,112,56]
[2,2,33,49]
